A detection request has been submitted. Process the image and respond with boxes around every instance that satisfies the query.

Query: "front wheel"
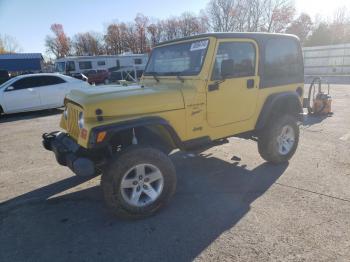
[258,115,299,164]
[101,146,177,219]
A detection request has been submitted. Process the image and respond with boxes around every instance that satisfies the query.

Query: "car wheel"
[258,115,299,164]
[101,146,177,219]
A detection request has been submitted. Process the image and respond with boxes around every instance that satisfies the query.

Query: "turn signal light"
[96,131,107,143]
[80,128,88,139]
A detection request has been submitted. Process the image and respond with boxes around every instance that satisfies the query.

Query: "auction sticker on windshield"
[190,40,209,51]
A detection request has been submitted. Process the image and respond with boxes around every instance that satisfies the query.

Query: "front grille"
[66,104,81,139]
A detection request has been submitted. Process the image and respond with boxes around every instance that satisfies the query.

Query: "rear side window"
[263,38,303,86]
[40,76,66,86]
[212,42,256,80]
[79,61,92,70]
[134,58,142,65]
[85,70,96,76]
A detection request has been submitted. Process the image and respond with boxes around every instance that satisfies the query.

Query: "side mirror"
[221,59,234,79]
[6,86,14,91]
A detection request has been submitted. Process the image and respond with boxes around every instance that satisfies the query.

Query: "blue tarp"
[0,59,42,71]
[0,53,43,72]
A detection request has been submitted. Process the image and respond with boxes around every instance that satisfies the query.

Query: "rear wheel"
[258,115,299,164]
[101,146,177,219]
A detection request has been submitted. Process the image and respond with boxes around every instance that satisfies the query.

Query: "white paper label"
[190,40,209,51]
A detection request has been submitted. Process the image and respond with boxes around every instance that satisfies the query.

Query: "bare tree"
[162,18,180,41]
[147,21,163,47]
[72,32,104,56]
[135,13,149,53]
[178,12,200,37]
[262,0,295,32]
[0,39,4,54]
[243,0,265,31]
[330,7,350,44]
[198,10,211,33]
[45,24,70,58]
[0,34,21,54]
[286,13,313,44]
[206,0,239,32]
[105,23,122,55]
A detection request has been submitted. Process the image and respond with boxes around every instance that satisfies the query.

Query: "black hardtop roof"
[156,32,300,47]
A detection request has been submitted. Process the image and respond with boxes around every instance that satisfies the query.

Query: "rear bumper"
[42,132,96,177]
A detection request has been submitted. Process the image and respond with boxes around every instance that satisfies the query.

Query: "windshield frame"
[55,61,66,73]
[144,38,210,77]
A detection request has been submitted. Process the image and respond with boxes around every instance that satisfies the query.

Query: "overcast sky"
[0,0,349,54]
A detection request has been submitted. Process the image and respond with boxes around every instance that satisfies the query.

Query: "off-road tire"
[258,115,299,164]
[101,146,177,219]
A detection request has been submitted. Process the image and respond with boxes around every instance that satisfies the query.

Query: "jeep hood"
[66,84,185,118]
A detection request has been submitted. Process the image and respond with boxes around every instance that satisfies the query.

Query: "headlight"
[78,112,84,129]
[63,107,68,120]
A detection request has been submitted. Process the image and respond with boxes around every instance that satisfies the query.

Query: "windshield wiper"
[148,72,159,83]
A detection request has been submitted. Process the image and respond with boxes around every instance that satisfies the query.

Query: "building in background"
[303,44,350,84]
[0,53,44,75]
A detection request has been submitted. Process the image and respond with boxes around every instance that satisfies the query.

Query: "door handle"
[208,83,219,92]
[247,79,255,89]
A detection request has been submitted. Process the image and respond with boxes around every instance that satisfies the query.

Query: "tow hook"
[42,131,61,151]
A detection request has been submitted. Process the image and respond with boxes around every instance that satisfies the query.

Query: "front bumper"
[42,132,96,177]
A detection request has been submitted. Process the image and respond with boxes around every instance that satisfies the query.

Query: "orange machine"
[307,77,332,115]
[312,92,332,115]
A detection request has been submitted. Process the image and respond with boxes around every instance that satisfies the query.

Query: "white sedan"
[0,73,90,115]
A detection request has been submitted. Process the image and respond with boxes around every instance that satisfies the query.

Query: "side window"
[97,61,106,66]
[212,42,256,80]
[134,58,142,65]
[116,60,120,68]
[40,76,66,86]
[264,38,303,85]
[11,77,41,90]
[79,61,92,70]
[11,78,30,90]
[66,61,76,71]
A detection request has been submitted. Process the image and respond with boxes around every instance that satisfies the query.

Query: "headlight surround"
[78,112,84,129]
[63,107,68,120]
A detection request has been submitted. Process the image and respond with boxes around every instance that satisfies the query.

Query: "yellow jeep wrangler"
[43,33,304,218]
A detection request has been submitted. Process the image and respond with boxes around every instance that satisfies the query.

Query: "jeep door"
[206,39,259,127]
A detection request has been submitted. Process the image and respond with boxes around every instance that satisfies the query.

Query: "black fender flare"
[255,92,303,131]
[88,116,183,149]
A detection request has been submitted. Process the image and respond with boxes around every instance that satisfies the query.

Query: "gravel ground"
[1,85,350,262]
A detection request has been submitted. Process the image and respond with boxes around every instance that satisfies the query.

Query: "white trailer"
[303,44,350,76]
[54,53,148,75]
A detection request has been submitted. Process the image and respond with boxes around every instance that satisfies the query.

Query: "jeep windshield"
[144,39,209,76]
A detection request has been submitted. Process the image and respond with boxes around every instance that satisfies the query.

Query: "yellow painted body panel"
[60,36,303,149]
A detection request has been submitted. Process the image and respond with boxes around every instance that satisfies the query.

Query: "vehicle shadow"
[0,152,288,262]
[302,113,331,127]
[0,108,63,124]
